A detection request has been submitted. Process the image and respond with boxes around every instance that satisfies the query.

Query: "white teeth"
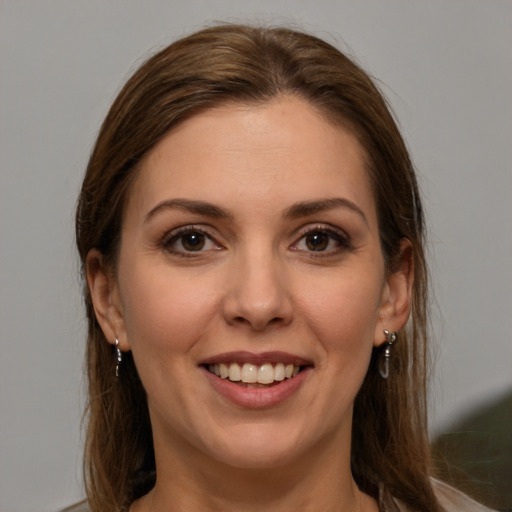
[228,362,241,381]
[208,362,302,384]
[257,363,274,384]
[241,363,258,383]
[219,363,229,379]
[274,363,285,381]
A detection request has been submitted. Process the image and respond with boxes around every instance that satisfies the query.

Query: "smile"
[207,362,301,387]
[200,351,312,406]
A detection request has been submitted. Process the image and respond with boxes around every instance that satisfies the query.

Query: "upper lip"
[200,351,313,367]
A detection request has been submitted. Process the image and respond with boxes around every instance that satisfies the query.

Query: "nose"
[222,247,293,332]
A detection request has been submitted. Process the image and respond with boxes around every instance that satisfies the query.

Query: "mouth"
[200,351,313,387]
[205,362,304,388]
[200,352,312,408]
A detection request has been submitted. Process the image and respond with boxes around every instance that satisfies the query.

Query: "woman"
[73,24,493,512]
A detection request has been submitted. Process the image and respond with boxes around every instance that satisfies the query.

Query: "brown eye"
[293,227,351,255]
[163,228,220,255]
[305,232,329,251]
[180,232,206,251]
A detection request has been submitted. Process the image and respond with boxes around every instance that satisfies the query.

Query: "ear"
[86,249,129,351]
[373,239,414,347]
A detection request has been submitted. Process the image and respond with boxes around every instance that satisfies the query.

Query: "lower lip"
[201,367,310,408]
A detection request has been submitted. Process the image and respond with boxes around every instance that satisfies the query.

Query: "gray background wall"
[1,1,510,510]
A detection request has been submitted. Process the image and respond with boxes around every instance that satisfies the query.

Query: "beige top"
[61,479,495,512]
[379,479,495,511]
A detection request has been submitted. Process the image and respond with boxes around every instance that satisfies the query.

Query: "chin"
[214,444,302,471]
[199,422,321,471]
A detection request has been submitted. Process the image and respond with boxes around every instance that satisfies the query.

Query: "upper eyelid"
[293,222,349,239]
[163,224,217,239]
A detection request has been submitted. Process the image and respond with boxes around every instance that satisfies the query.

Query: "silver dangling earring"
[378,330,397,379]
[115,338,122,378]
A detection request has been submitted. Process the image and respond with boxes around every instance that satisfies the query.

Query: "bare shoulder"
[432,479,496,512]
[59,500,90,512]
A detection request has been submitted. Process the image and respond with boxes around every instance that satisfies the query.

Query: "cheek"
[120,264,221,357]
[298,268,383,362]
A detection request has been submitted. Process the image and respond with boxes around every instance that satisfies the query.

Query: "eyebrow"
[144,196,368,226]
[284,198,368,226]
[144,198,232,223]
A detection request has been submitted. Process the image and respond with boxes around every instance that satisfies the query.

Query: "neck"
[131,428,377,512]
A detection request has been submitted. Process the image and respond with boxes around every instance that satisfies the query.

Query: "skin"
[87,96,412,511]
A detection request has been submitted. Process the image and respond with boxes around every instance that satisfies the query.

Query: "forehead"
[126,97,376,224]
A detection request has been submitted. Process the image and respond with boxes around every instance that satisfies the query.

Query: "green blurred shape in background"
[432,389,512,511]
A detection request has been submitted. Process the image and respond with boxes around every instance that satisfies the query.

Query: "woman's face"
[90,97,410,471]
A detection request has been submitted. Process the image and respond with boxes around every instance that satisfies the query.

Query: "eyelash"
[291,225,352,257]
[161,225,222,258]
[161,224,352,258]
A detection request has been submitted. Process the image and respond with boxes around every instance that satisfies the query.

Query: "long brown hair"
[76,24,439,511]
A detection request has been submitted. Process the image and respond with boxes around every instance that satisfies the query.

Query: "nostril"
[232,315,284,330]
[222,286,294,330]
